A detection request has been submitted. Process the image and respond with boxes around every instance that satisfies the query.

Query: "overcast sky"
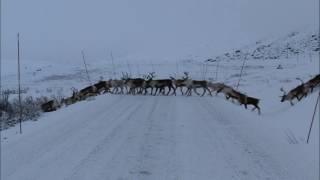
[2,0,319,62]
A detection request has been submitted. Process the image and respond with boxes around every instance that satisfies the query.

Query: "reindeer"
[61,88,80,106]
[121,72,144,95]
[152,79,175,96]
[280,78,313,105]
[238,94,261,115]
[215,84,243,102]
[124,77,145,95]
[216,86,261,114]
[170,72,189,96]
[304,74,320,93]
[280,86,305,106]
[108,79,126,94]
[93,81,111,94]
[41,100,61,112]
[207,82,228,95]
[184,80,212,96]
[142,72,175,96]
[142,72,156,95]
[78,85,98,100]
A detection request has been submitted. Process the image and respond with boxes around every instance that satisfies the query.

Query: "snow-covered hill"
[207,30,319,62]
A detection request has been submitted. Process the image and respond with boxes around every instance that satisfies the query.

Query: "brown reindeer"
[152,79,175,96]
[215,84,238,100]
[238,94,261,115]
[78,85,98,100]
[93,81,111,94]
[170,72,189,96]
[61,88,80,106]
[125,78,145,95]
[41,100,60,112]
[280,78,313,105]
[142,72,157,95]
[217,87,261,114]
[108,79,126,94]
[184,80,212,96]
[207,82,228,95]
[280,85,305,105]
[304,74,320,93]
[141,72,175,96]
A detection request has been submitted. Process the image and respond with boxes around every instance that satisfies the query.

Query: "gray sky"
[2,0,318,62]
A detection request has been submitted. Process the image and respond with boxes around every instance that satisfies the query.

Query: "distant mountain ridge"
[207,30,319,62]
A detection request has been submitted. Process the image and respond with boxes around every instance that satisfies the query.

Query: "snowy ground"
[1,94,318,180]
[1,53,319,179]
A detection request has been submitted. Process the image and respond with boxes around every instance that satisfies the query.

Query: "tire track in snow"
[195,97,290,180]
[173,96,243,179]
[131,96,179,180]
[2,95,128,180]
[63,96,149,180]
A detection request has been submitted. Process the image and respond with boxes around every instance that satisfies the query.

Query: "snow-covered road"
[1,95,317,180]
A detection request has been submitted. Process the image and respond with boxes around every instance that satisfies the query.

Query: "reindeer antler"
[121,72,130,79]
[146,72,156,80]
[183,72,189,80]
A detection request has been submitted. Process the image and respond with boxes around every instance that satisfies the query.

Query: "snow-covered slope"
[207,30,319,62]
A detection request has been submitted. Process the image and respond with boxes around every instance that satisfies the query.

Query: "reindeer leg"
[290,100,294,106]
[201,88,206,97]
[153,88,158,96]
[161,87,166,95]
[166,86,171,96]
[206,88,212,96]
[257,106,261,115]
[187,88,191,96]
[172,87,177,96]
[180,87,184,95]
[185,88,190,96]
[130,87,134,95]
[143,88,147,95]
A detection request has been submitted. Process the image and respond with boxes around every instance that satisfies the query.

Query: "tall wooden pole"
[0,0,2,96]
[236,55,247,89]
[81,50,91,85]
[306,93,319,144]
[17,33,22,134]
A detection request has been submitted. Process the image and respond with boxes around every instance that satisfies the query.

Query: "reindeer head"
[121,72,131,83]
[183,72,189,80]
[121,72,130,81]
[70,87,78,96]
[280,88,287,102]
[146,72,155,80]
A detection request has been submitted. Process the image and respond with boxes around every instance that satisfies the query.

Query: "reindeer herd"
[41,73,320,115]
